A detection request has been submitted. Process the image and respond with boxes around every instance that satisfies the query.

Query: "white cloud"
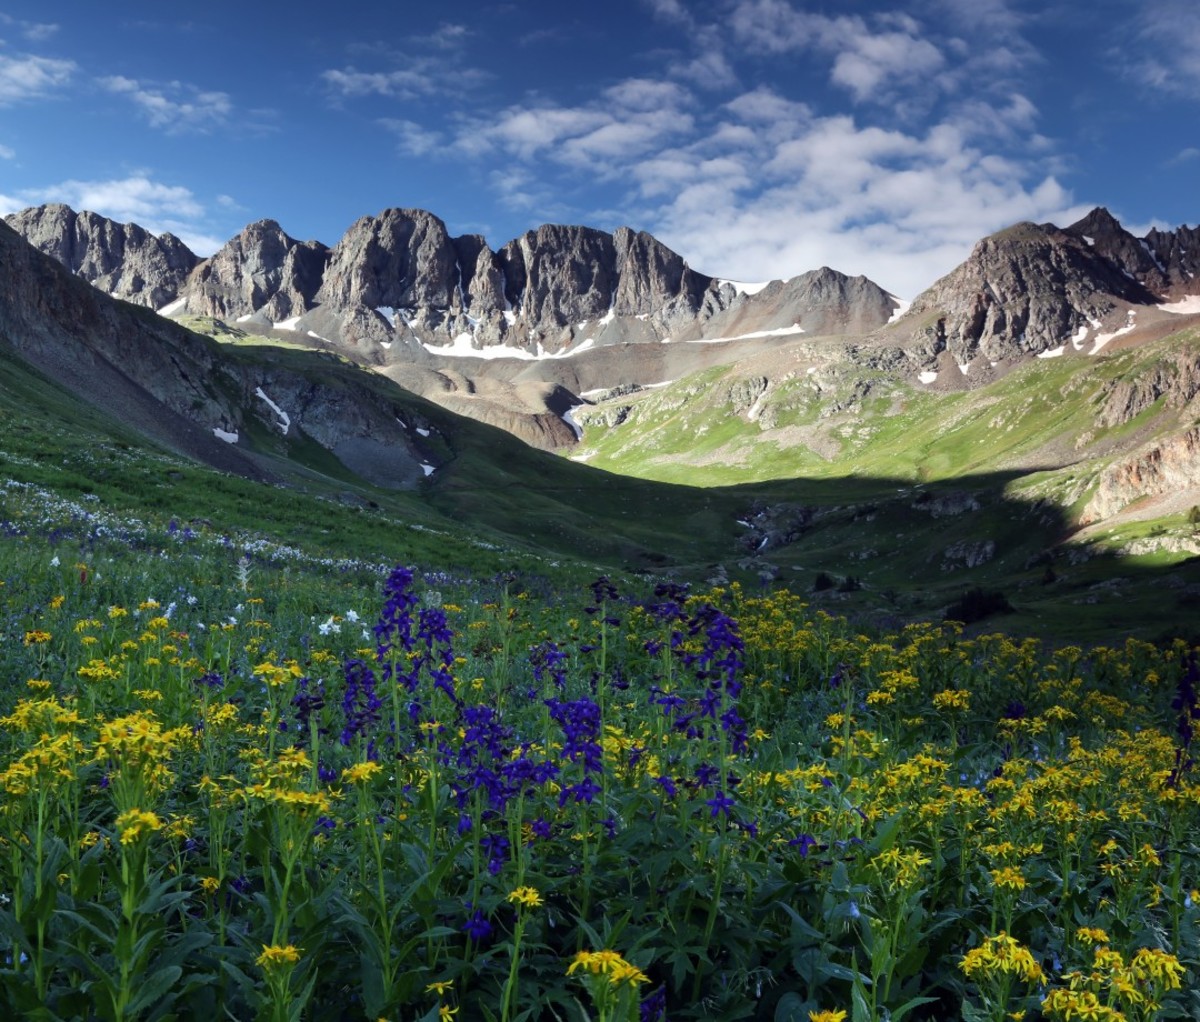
[448,76,696,173]
[642,0,691,25]
[641,94,1086,297]
[0,52,75,104]
[425,23,468,49]
[322,67,431,98]
[669,48,738,90]
[322,27,487,103]
[1129,0,1200,92]
[100,76,231,133]
[21,22,58,42]
[0,143,14,159]
[345,2,1083,299]
[0,175,226,255]
[828,25,944,102]
[380,118,443,157]
[0,13,60,42]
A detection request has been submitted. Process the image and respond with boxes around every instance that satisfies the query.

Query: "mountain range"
[3,199,1200,636]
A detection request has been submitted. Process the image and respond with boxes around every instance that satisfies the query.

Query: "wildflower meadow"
[1,479,1198,1021]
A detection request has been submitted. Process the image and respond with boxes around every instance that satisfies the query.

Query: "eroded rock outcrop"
[1082,427,1200,521]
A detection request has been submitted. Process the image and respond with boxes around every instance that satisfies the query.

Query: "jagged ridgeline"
[4,202,1200,637]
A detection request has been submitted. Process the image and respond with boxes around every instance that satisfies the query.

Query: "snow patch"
[1037,345,1065,359]
[692,325,806,344]
[380,340,392,349]
[599,306,616,326]
[416,427,431,437]
[561,406,584,440]
[1082,235,1094,246]
[1091,310,1137,354]
[420,463,436,477]
[747,385,772,422]
[1070,324,1090,350]
[957,363,969,375]
[918,371,938,384]
[255,387,291,435]
[502,310,516,325]
[274,316,302,332]
[1140,239,1166,274]
[213,428,238,444]
[1159,295,1200,315]
[421,331,596,361]
[376,306,396,326]
[886,295,911,324]
[157,297,187,316]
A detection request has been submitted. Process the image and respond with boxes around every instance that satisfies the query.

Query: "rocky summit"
[6,203,909,447]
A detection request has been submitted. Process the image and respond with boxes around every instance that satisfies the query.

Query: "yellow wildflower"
[342,761,383,784]
[507,886,543,908]
[256,944,301,969]
[115,808,164,845]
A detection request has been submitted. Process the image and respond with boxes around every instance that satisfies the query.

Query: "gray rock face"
[318,208,461,314]
[699,266,898,340]
[185,219,328,322]
[1097,348,1200,428]
[1066,207,1200,295]
[5,203,198,310]
[8,203,899,368]
[903,217,1158,364]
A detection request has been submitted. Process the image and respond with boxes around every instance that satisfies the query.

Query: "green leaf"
[850,980,873,1022]
[775,901,825,944]
[772,992,815,1022]
[127,965,183,1014]
[889,995,940,1022]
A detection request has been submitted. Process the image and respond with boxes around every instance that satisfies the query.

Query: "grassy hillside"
[3,315,1200,643]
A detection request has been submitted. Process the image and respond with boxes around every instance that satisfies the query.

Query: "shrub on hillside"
[944,586,1013,624]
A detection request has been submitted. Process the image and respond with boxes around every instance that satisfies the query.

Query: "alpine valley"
[4,201,1200,642]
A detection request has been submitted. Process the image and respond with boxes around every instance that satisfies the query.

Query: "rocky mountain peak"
[5,203,199,310]
[185,218,329,323]
[1068,206,1123,237]
[903,216,1159,365]
[316,208,461,314]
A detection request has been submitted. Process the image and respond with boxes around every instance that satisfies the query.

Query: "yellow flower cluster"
[1044,945,1185,1021]
[342,761,383,784]
[932,688,970,712]
[870,847,931,893]
[0,733,85,795]
[960,933,1045,985]
[252,660,304,687]
[115,808,164,845]
[506,886,543,908]
[989,866,1028,892]
[255,944,302,969]
[566,949,650,987]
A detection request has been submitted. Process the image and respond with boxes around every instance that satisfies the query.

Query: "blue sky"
[0,0,1197,298]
